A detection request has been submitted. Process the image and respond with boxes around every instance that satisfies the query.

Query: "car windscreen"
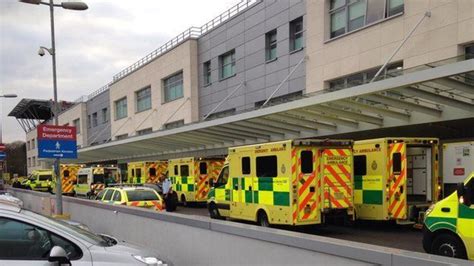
[126,190,159,202]
[38,174,52,181]
[22,209,112,247]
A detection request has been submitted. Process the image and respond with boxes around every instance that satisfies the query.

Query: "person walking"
[161,172,177,212]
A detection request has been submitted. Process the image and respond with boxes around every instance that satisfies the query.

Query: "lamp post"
[0,94,18,181]
[19,0,87,215]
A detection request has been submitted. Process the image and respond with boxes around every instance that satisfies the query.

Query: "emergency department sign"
[37,125,77,159]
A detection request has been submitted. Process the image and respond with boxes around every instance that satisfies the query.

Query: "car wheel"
[208,203,221,219]
[257,210,270,227]
[432,234,467,259]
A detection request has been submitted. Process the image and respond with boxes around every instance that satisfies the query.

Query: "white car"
[0,200,171,265]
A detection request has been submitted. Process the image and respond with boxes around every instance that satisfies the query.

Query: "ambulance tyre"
[181,194,187,207]
[432,233,467,259]
[208,203,221,219]
[257,210,270,227]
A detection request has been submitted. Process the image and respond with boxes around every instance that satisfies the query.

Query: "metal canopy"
[78,59,474,162]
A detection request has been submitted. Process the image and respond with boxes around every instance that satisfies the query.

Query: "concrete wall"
[198,0,306,118]
[109,39,199,140]
[58,102,88,148]
[306,0,474,93]
[9,188,470,266]
[86,90,111,146]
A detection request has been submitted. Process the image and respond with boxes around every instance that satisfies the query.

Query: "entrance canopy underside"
[78,59,474,163]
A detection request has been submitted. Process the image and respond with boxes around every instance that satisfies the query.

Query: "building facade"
[86,88,111,146]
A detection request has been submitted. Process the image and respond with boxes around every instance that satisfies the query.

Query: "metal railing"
[112,0,259,82]
[87,83,110,100]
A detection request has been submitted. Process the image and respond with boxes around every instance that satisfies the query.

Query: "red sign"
[37,125,76,141]
[0,143,5,152]
[453,168,465,176]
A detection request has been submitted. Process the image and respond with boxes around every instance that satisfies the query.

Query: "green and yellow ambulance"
[22,170,53,192]
[423,171,474,260]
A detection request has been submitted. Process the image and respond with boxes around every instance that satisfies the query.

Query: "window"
[254,91,303,107]
[73,118,80,134]
[219,50,235,79]
[256,155,278,177]
[32,156,36,167]
[354,155,367,176]
[180,165,189,176]
[96,190,106,200]
[136,128,153,135]
[115,97,127,120]
[174,165,178,176]
[265,29,277,61]
[31,138,35,149]
[203,61,211,85]
[392,152,401,174]
[329,0,404,39]
[0,217,82,260]
[27,141,30,150]
[78,174,88,184]
[136,168,142,179]
[199,162,207,175]
[301,151,313,174]
[63,170,70,178]
[126,190,159,201]
[163,72,183,102]
[87,115,91,128]
[102,108,108,123]
[149,167,156,177]
[242,157,251,175]
[164,120,185,129]
[115,134,128,140]
[112,191,122,201]
[103,189,114,201]
[216,165,229,186]
[136,86,152,112]
[92,112,98,127]
[328,62,403,91]
[290,17,303,51]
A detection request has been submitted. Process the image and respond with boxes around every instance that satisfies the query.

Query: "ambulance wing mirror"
[209,179,215,187]
[456,182,465,197]
[457,182,472,206]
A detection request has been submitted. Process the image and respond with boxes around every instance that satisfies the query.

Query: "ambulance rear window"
[256,156,277,177]
[180,165,189,176]
[354,155,367,176]
[301,151,313,174]
[200,162,207,175]
[392,153,401,173]
[242,157,250,175]
[149,167,156,176]
[39,175,52,181]
[63,170,70,177]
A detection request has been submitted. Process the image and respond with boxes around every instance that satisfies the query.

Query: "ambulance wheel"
[257,210,270,227]
[432,233,467,259]
[208,203,221,219]
[180,194,187,207]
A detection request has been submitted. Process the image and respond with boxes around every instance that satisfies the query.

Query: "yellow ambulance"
[51,164,82,195]
[423,171,474,260]
[127,161,168,184]
[75,166,121,198]
[207,139,354,226]
[353,138,440,224]
[169,157,224,205]
[22,170,53,192]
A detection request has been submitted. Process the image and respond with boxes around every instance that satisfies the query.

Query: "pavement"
[172,204,424,252]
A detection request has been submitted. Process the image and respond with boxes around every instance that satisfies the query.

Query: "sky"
[0,0,239,143]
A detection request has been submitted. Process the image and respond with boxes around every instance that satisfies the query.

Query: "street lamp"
[19,0,88,215]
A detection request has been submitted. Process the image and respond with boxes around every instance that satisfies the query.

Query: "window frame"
[102,108,108,124]
[163,71,184,103]
[242,157,251,175]
[180,165,190,177]
[219,50,236,80]
[114,97,128,120]
[135,86,152,113]
[328,0,404,39]
[73,118,80,134]
[290,17,304,52]
[92,112,98,127]
[256,155,278,178]
[199,162,207,175]
[300,150,314,174]
[203,61,212,86]
[265,29,278,62]
[354,155,367,176]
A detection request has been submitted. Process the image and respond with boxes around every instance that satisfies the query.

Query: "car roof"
[0,199,22,213]
[108,186,154,192]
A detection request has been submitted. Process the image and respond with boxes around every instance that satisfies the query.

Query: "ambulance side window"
[181,165,190,176]
[217,166,229,186]
[78,174,88,184]
[256,156,277,177]
[200,162,207,175]
[301,151,313,174]
[131,169,135,176]
[354,155,367,176]
[392,153,401,174]
[96,190,106,200]
[103,189,114,201]
[242,157,251,175]
[174,165,178,176]
[136,169,142,178]
[64,170,70,177]
[149,167,156,176]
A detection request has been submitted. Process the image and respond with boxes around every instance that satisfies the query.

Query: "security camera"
[38,47,45,57]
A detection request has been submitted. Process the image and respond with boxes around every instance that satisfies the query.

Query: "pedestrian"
[161,172,177,212]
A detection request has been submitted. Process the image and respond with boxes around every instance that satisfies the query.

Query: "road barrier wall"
[7,188,470,266]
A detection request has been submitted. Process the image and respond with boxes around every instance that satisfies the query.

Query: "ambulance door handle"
[249,186,252,191]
